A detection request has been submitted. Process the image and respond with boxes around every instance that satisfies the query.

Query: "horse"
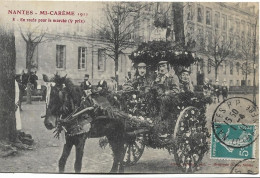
[42,74,126,173]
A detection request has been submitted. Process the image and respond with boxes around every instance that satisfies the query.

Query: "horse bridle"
[44,84,76,126]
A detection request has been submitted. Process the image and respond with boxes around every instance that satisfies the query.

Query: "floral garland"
[106,89,212,149]
[129,41,198,70]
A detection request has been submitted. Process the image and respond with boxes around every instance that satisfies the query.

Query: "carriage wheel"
[173,106,208,173]
[123,133,145,166]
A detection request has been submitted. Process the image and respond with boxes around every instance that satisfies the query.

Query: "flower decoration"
[129,41,199,71]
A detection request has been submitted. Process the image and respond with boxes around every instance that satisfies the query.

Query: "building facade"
[15,2,258,89]
[15,2,134,86]
[181,2,259,87]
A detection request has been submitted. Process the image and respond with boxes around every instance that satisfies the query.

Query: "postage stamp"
[211,123,255,159]
[211,97,258,160]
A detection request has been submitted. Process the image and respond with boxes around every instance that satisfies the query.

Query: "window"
[187,4,194,21]
[247,23,251,37]
[229,19,234,33]
[205,31,212,51]
[248,80,251,86]
[76,23,84,33]
[236,62,240,75]
[224,61,227,74]
[236,21,240,34]
[206,9,211,25]
[236,80,240,86]
[78,47,87,69]
[207,58,211,74]
[197,27,204,50]
[230,62,233,75]
[197,6,203,23]
[98,49,106,71]
[222,15,227,31]
[56,45,66,69]
[230,80,233,86]
[215,12,220,28]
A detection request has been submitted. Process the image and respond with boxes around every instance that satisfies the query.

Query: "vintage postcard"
[0,0,259,175]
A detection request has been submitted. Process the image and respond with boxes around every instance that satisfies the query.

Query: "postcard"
[0,1,258,174]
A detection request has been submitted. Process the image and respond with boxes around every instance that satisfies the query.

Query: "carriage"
[91,41,211,173]
[93,86,211,173]
[42,41,211,173]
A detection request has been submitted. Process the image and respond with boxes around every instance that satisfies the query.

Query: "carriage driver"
[154,61,180,94]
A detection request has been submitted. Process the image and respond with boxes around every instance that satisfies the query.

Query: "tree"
[240,35,254,90]
[206,30,235,81]
[98,2,149,84]
[0,25,16,142]
[19,25,45,104]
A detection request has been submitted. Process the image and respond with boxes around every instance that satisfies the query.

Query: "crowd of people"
[203,78,229,103]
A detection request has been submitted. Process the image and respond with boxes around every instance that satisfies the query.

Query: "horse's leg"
[74,134,87,173]
[107,135,125,173]
[59,137,73,173]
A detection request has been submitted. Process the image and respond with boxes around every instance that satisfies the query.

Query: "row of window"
[199,59,252,75]
[56,45,106,71]
[230,79,251,86]
[187,4,255,37]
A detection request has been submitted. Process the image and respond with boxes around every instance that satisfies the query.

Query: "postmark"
[230,158,257,174]
[212,97,258,149]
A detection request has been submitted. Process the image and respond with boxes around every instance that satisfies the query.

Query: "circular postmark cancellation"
[230,158,257,174]
[212,97,259,149]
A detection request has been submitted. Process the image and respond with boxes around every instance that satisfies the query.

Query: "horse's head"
[42,74,75,130]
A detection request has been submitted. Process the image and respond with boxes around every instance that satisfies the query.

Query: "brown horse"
[42,74,125,173]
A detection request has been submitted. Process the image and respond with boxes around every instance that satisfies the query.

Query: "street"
[0,94,258,173]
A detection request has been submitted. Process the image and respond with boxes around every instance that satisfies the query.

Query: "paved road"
[0,94,258,173]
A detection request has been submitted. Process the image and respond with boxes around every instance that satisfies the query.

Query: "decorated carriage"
[95,41,212,172]
[43,41,212,173]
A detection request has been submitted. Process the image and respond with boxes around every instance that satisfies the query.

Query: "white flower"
[139,116,144,121]
[134,53,137,57]
[132,94,136,99]
[185,52,188,55]
[192,53,195,58]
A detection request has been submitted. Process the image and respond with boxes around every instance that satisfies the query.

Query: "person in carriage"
[123,61,153,93]
[176,66,194,93]
[153,60,180,95]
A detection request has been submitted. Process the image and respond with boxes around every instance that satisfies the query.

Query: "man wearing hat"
[222,79,228,100]
[81,74,92,91]
[203,78,212,97]
[213,79,221,103]
[154,61,179,94]
[177,66,194,93]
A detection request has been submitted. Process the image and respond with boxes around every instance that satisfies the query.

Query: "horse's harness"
[45,84,95,137]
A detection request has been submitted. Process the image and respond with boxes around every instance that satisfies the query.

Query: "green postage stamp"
[211,123,255,159]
